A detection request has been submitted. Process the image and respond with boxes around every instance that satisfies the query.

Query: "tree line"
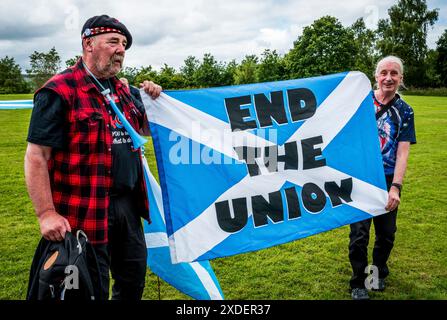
[1,0,446,94]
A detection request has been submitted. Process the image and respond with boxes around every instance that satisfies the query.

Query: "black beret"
[81,14,132,50]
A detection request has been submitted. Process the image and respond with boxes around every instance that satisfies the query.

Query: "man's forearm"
[392,142,410,185]
[24,145,55,217]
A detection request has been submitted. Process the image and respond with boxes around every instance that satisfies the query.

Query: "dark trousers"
[348,175,398,289]
[89,192,147,300]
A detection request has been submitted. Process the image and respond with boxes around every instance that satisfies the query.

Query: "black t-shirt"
[27,78,146,193]
[27,89,67,149]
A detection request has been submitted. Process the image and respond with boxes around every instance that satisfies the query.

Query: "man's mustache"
[106,54,124,67]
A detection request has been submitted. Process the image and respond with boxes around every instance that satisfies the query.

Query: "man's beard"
[96,54,124,78]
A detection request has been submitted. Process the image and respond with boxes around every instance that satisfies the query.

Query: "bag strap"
[375,96,398,120]
[76,229,101,300]
[61,230,102,300]
[74,257,97,300]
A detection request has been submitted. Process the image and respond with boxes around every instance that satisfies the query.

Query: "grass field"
[0,94,33,101]
[0,95,446,300]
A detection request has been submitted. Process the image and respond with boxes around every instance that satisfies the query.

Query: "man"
[349,56,416,300]
[25,15,161,300]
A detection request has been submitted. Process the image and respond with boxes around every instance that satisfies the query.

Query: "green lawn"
[0,94,33,101]
[0,95,445,300]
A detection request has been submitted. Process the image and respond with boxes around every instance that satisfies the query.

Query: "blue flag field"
[141,71,388,263]
[142,155,224,299]
[0,100,33,109]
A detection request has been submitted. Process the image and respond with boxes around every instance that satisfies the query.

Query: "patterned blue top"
[373,92,416,175]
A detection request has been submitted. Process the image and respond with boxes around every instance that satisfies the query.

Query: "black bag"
[27,230,101,300]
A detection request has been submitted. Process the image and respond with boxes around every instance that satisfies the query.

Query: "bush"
[401,87,447,97]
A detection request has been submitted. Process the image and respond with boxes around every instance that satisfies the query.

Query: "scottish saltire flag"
[141,71,389,263]
[0,100,33,109]
[142,155,224,300]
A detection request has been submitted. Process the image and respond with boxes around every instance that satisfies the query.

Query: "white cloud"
[255,26,301,54]
[0,0,444,72]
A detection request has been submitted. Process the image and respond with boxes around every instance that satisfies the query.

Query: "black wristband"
[391,183,402,192]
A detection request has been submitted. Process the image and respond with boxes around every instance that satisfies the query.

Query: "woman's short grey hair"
[374,56,404,76]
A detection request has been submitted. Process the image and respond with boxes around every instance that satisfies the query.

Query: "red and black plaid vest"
[37,59,149,244]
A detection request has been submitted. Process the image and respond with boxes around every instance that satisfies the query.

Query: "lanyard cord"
[82,62,110,96]
[82,62,147,151]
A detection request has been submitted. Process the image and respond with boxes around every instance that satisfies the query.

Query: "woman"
[349,56,417,300]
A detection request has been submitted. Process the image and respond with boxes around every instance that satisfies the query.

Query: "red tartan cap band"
[81,14,132,50]
[82,27,124,38]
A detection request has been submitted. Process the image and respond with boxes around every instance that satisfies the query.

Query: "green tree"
[377,0,438,87]
[134,66,158,86]
[435,29,447,86]
[194,53,224,88]
[0,56,29,94]
[156,64,186,89]
[285,16,357,79]
[117,66,139,86]
[65,55,81,68]
[350,18,378,81]
[26,47,61,90]
[234,55,258,84]
[424,49,440,87]
[180,56,200,88]
[257,49,285,82]
[221,59,238,86]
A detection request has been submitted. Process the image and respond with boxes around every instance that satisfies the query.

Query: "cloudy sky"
[0,0,445,72]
